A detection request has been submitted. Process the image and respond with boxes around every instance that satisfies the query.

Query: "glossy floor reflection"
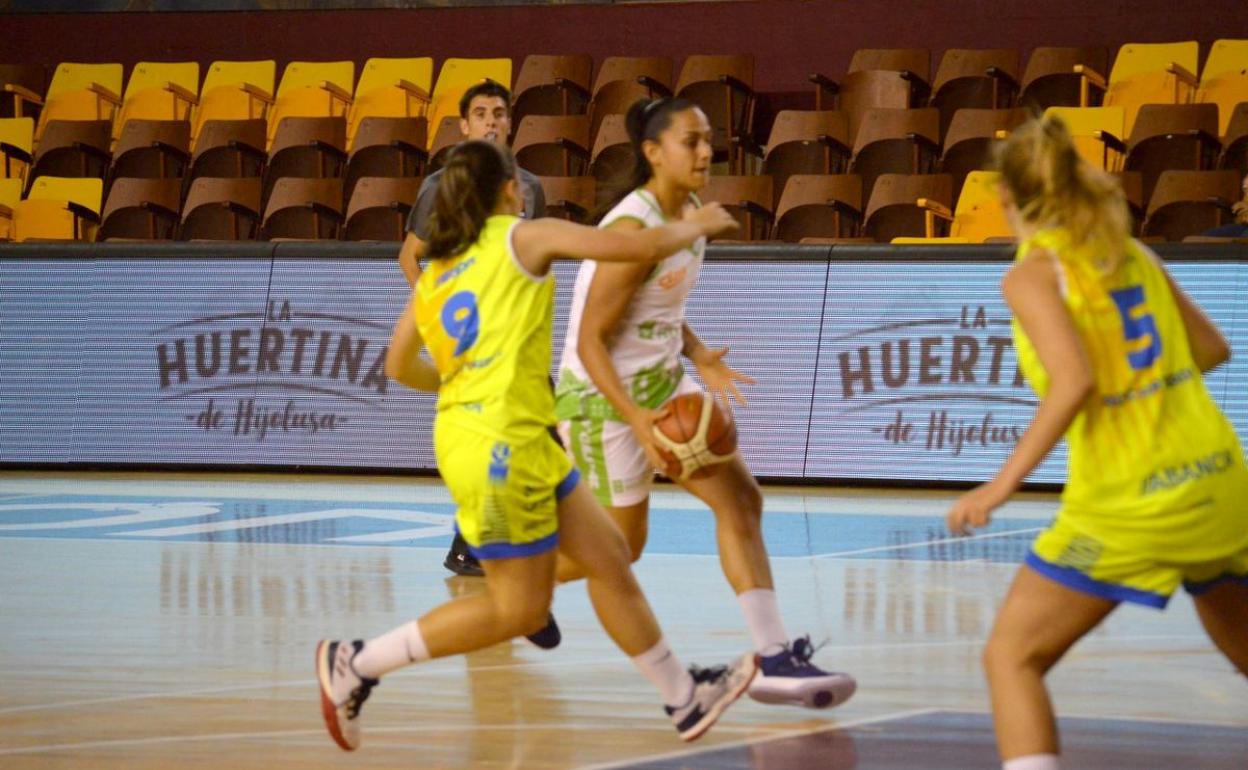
[0,471,1244,769]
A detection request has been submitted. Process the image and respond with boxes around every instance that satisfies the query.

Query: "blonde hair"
[996,114,1131,273]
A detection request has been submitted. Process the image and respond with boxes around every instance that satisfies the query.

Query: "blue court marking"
[0,493,1047,562]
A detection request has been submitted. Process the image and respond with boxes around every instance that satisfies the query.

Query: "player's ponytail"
[593,96,699,222]
[427,140,517,260]
[996,114,1130,273]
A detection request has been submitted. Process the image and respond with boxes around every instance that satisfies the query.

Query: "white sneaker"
[315,639,378,751]
[748,636,857,709]
[665,652,759,742]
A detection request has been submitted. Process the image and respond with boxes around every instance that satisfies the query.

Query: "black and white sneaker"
[665,652,759,742]
[315,639,378,751]
[443,533,484,577]
[749,636,857,709]
[523,613,561,650]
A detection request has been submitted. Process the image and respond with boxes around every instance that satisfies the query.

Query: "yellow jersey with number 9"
[1013,228,1245,521]
[415,214,556,442]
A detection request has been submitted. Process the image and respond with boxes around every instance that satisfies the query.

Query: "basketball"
[651,392,737,482]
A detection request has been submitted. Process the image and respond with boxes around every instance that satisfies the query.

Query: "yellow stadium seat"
[0,177,21,240]
[0,117,34,180]
[917,170,1011,241]
[266,61,355,149]
[346,57,433,151]
[1045,106,1127,171]
[111,61,200,145]
[890,236,972,244]
[1197,39,1248,137]
[13,175,102,241]
[34,63,125,145]
[190,60,277,146]
[426,58,512,150]
[1077,42,1199,135]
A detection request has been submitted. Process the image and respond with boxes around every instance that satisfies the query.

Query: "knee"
[494,597,551,638]
[624,522,649,563]
[982,632,1060,680]
[718,480,764,533]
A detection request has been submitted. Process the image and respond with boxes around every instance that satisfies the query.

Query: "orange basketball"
[652,392,737,482]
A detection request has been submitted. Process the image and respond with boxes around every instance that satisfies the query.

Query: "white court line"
[576,707,942,770]
[811,526,1044,560]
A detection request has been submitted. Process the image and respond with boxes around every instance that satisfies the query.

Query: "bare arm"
[397,232,426,288]
[681,321,755,407]
[1145,248,1230,372]
[948,253,1094,534]
[384,295,440,392]
[510,203,736,277]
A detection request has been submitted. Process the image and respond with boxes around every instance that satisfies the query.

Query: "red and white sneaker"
[315,639,378,751]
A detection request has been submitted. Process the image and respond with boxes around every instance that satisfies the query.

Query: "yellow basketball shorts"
[434,425,579,560]
[1027,495,1248,609]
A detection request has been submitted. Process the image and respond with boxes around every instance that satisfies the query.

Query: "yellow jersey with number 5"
[415,215,556,442]
[1013,228,1246,523]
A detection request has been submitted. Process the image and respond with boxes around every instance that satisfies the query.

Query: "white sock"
[352,620,430,679]
[1003,753,1060,770]
[738,588,789,657]
[631,637,695,708]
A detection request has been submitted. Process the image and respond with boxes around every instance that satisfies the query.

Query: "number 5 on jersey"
[1109,285,1161,370]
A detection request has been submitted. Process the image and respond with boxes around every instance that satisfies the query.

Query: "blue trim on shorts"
[555,467,581,501]
[1184,571,1248,596]
[468,530,559,561]
[1024,552,1170,609]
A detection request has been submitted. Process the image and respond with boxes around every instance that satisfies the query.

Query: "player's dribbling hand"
[628,405,672,473]
[686,202,739,238]
[691,346,755,411]
[946,480,1011,536]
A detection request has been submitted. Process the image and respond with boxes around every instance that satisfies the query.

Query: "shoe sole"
[748,674,858,709]
[681,653,760,743]
[315,640,356,752]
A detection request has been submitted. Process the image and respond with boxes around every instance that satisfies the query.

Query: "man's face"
[460,95,510,145]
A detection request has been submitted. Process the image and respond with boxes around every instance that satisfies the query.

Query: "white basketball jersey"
[556,188,705,409]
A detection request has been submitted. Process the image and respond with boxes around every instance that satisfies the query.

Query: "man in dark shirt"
[1201,172,1248,238]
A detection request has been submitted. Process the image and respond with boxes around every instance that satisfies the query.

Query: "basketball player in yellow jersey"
[315,140,757,752]
[946,115,1248,770]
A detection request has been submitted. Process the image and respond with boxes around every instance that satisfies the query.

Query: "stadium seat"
[1114,170,1146,234]
[427,116,463,172]
[1124,103,1221,202]
[262,116,346,206]
[110,61,200,146]
[512,54,592,130]
[33,63,124,146]
[589,113,631,202]
[13,175,103,241]
[848,49,931,82]
[180,176,262,240]
[929,49,1020,140]
[262,176,344,240]
[0,117,33,180]
[918,170,1011,241]
[589,57,672,146]
[1197,39,1248,137]
[772,174,863,241]
[699,174,773,240]
[344,116,427,206]
[940,108,1027,202]
[189,60,276,147]
[537,175,595,223]
[110,119,190,182]
[343,176,421,241]
[748,110,850,207]
[97,176,182,240]
[849,107,940,205]
[1019,47,1108,111]
[1141,169,1241,241]
[345,57,432,151]
[25,119,111,191]
[863,173,952,242]
[426,58,512,151]
[1077,42,1199,135]
[512,114,590,177]
[0,177,21,240]
[266,61,355,150]
[1220,102,1248,177]
[186,119,267,190]
[0,64,46,120]
[675,55,756,172]
[1044,106,1127,171]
